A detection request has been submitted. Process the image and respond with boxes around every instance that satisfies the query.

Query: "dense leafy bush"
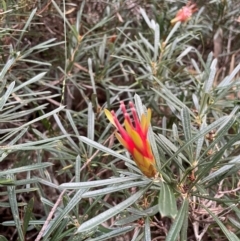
[0,0,240,240]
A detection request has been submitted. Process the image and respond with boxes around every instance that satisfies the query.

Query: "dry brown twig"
[35,189,66,241]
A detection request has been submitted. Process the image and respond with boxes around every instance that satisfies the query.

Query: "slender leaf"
[144,217,151,241]
[42,188,88,240]
[7,175,24,241]
[181,107,193,162]
[0,236,8,241]
[202,205,239,241]
[0,163,53,176]
[60,176,141,189]
[166,198,189,241]
[158,182,177,219]
[23,198,34,235]
[88,226,134,241]
[77,185,150,232]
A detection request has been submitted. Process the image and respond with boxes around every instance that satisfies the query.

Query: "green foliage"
[0,0,240,240]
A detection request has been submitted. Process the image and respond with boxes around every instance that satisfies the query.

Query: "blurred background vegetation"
[0,0,240,240]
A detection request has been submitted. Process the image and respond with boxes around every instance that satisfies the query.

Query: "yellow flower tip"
[115,132,129,151]
[141,162,157,178]
[140,115,147,134]
[140,108,152,135]
[146,108,152,125]
[131,128,145,152]
[133,149,157,178]
[104,109,115,126]
[170,17,180,24]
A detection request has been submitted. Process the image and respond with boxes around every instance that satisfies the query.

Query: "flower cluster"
[171,2,198,24]
[105,101,157,178]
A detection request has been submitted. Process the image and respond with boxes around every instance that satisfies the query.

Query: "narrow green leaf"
[0,188,38,196]
[42,188,88,240]
[98,34,107,64]
[87,102,95,156]
[13,72,46,93]
[66,110,80,137]
[152,81,194,116]
[204,58,217,93]
[202,205,239,241]
[180,200,189,241]
[0,57,15,86]
[2,220,46,226]
[60,176,140,189]
[127,204,159,217]
[0,178,15,186]
[40,197,63,212]
[88,58,97,96]
[195,133,240,186]
[77,185,150,233]
[51,0,75,31]
[157,134,189,166]
[139,33,154,52]
[15,8,37,47]
[153,23,160,62]
[158,182,177,219]
[140,8,153,29]
[216,64,240,101]
[8,128,28,147]
[181,107,193,162]
[164,21,181,46]
[0,163,53,176]
[166,198,189,241]
[229,217,240,230]
[1,0,6,11]
[0,81,15,111]
[82,180,149,198]
[177,46,193,63]
[115,214,141,226]
[7,175,24,241]
[124,162,142,175]
[53,113,80,152]
[49,217,70,241]
[34,178,58,189]
[20,105,65,129]
[75,155,81,183]
[20,39,61,58]
[195,117,206,159]
[88,226,134,241]
[23,198,34,235]
[0,235,8,241]
[202,155,240,183]
[161,116,229,169]
[144,217,151,241]
[199,111,237,162]
[218,62,240,88]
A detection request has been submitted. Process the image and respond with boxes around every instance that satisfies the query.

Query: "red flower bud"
[171,2,198,24]
[105,101,156,177]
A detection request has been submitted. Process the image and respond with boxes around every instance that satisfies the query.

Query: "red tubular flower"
[105,101,157,178]
[171,2,198,24]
